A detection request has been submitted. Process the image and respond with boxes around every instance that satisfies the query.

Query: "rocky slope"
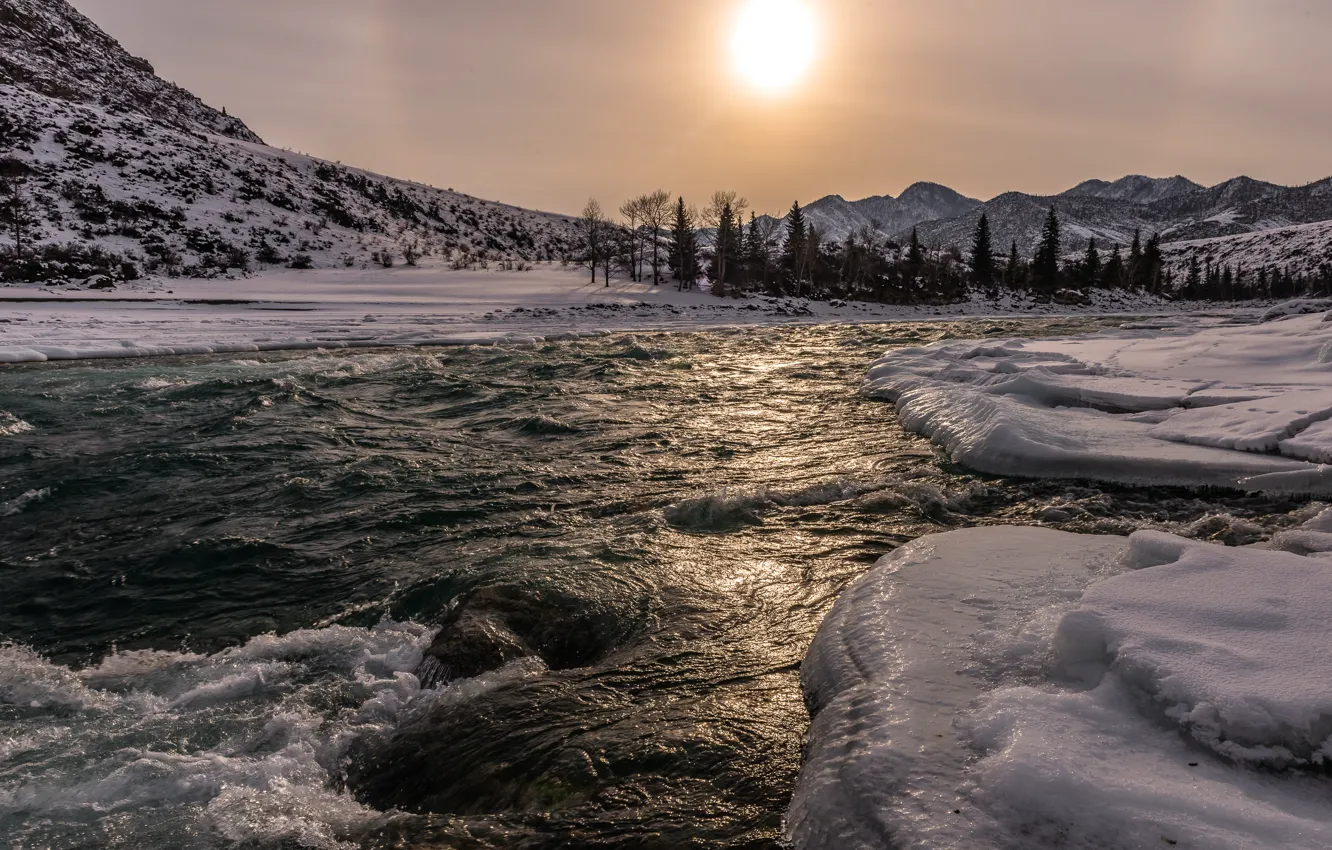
[0,0,579,284]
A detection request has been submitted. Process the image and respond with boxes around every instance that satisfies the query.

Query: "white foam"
[0,621,543,847]
[0,410,35,436]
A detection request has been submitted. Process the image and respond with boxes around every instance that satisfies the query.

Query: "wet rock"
[415,583,628,687]
[416,607,533,688]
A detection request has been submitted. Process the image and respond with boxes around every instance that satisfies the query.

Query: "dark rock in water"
[416,606,533,688]
[414,582,630,687]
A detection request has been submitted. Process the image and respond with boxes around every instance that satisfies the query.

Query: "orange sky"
[77,0,1332,217]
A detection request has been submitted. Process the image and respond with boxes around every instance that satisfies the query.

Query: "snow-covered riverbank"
[789,521,1332,849]
[1,264,1208,363]
[863,302,1332,495]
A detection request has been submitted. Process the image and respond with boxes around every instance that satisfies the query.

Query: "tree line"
[572,193,1332,304]
[574,191,973,304]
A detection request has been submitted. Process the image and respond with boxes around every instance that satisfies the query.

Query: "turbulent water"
[0,320,1318,850]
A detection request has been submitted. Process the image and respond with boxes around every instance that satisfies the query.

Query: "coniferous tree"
[969,213,996,288]
[782,201,808,295]
[1185,254,1202,299]
[1004,240,1024,289]
[710,200,737,297]
[668,197,697,290]
[1080,239,1101,288]
[1127,230,1144,289]
[905,227,924,285]
[1141,233,1164,294]
[1102,245,1123,289]
[1031,207,1062,293]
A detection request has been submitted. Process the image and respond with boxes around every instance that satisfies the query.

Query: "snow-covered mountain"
[1063,175,1202,205]
[908,175,1332,259]
[764,182,982,244]
[0,0,579,284]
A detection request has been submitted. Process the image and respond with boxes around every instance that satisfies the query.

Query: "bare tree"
[640,189,672,285]
[619,197,644,281]
[754,214,781,291]
[581,198,606,284]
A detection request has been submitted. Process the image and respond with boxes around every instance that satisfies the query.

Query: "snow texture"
[790,525,1332,849]
[864,307,1332,494]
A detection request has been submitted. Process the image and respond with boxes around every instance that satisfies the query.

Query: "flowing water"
[0,320,1317,850]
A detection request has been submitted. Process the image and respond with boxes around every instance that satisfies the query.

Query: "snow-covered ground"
[0,264,1195,363]
[863,305,1332,495]
[788,521,1332,850]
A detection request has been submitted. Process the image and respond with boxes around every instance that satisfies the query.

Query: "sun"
[730,0,819,96]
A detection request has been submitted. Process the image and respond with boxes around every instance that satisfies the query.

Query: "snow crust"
[789,524,1332,849]
[1059,530,1332,767]
[864,308,1332,494]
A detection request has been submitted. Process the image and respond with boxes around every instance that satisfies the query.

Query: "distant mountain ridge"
[760,182,982,245]
[904,174,1332,259]
[772,173,1332,271]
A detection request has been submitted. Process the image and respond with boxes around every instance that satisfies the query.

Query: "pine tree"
[1141,233,1164,294]
[711,200,737,297]
[1081,239,1101,288]
[782,201,808,295]
[1102,245,1123,289]
[668,197,696,291]
[1031,207,1062,292]
[1185,254,1202,299]
[969,213,996,288]
[1127,230,1144,289]
[1004,240,1024,289]
[906,227,924,279]
[746,212,764,287]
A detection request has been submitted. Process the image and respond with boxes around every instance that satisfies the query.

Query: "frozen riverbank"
[864,304,1332,494]
[1,264,1204,363]
[789,522,1332,849]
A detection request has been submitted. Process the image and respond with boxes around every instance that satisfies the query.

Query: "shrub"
[289,253,314,270]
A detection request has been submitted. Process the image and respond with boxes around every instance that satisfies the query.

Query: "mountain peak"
[0,0,261,142]
[1062,175,1202,204]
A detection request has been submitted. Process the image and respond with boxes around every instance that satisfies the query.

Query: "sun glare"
[730,0,818,96]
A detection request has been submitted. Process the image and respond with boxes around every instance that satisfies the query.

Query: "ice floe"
[864,307,1332,494]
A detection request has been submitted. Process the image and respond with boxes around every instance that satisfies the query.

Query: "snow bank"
[1058,530,1332,767]
[789,524,1332,849]
[788,527,1127,849]
[864,308,1332,494]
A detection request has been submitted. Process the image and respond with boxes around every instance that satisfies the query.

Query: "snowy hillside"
[0,0,259,143]
[0,0,580,284]
[1162,219,1332,280]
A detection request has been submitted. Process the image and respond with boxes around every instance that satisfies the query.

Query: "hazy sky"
[76,0,1332,217]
